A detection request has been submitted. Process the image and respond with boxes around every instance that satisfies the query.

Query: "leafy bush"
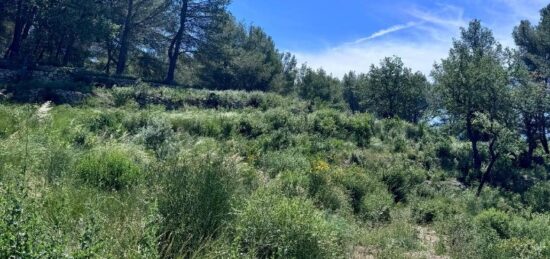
[381,164,426,202]
[311,109,345,138]
[346,114,374,147]
[258,150,310,177]
[359,190,393,223]
[75,146,142,190]
[138,116,175,157]
[232,190,347,258]
[85,110,124,133]
[495,237,550,258]
[315,185,352,213]
[524,182,550,213]
[238,114,266,138]
[475,209,511,239]
[274,170,310,197]
[332,169,386,214]
[411,198,458,224]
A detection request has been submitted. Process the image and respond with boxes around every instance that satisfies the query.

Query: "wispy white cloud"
[294,4,467,78]
[291,1,548,79]
[352,21,420,44]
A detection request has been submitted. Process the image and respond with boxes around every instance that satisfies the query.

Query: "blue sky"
[229,0,548,77]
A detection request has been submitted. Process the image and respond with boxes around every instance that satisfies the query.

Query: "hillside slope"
[0,84,549,258]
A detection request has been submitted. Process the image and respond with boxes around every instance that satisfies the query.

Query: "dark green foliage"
[524,182,550,213]
[364,57,429,122]
[75,147,142,191]
[7,80,91,104]
[475,209,511,239]
[411,198,458,224]
[298,67,345,107]
[381,165,427,202]
[197,16,288,91]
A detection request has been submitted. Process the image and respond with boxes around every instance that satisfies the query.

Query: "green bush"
[411,198,458,224]
[381,164,426,202]
[85,110,124,133]
[346,113,374,147]
[442,214,497,259]
[315,185,352,213]
[475,209,511,239]
[332,169,386,214]
[0,105,23,138]
[75,146,142,190]
[258,150,310,178]
[158,150,242,258]
[359,190,393,223]
[311,109,346,138]
[274,170,310,197]
[238,114,266,138]
[524,182,550,213]
[138,116,175,157]
[232,190,347,258]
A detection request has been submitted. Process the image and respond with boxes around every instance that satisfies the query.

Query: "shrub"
[232,190,347,258]
[138,116,175,157]
[0,106,22,138]
[258,150,310,178]
[346,114,374,147]
[475,209,511,239]
[332,169,386,214]
[85,110,124,133]
[237,114,266,138]
[524,182,550,213]
[258,129,297,151]
[381,164,426,202]
[315,185,352,213]
[274,170,310,197]
[442,214,495,259]
[359,190,393,223]
[263,107,303,133]
[311,109,345,138]
[357,220,420,257]
[411,198,458,224]
[158,150,241,258]
[111,87,135,106]
[496,237,550,258]
[75,146,142,191]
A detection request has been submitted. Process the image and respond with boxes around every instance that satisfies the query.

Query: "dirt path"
[352,226,449,259]
[406,226,449,259]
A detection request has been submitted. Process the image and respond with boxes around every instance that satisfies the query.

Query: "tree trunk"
[540,122,549,154]
[524,115,536,167]
[116,0,134,75]
[476,155,498,197]
[165,0,189,84]
[467,114,482,171]
[4,0,25,60]
[62,36,76,66]
[477,138,498,197]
